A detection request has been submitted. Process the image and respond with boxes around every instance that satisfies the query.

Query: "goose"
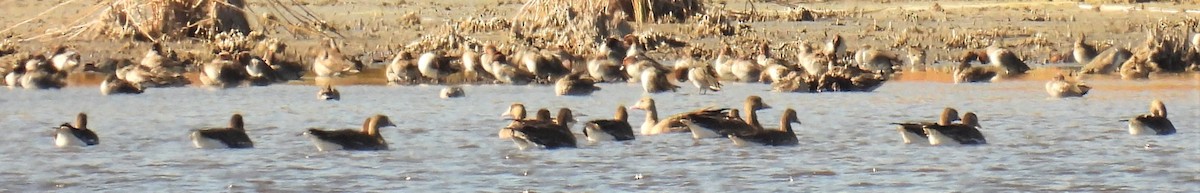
[318,84,340,101]
[923,112,987,145]
[460,44,492,82]
[555,108,577,129]
[892,108,960,144]
[795,42,833,76]
[499,104,553,139]
[554,72,601,96]
[985,45,1030,75]
[1045,73,1090,98]
[905,45,929,72]
[190,114,253,149]
[50,45,81,72]
[853,45,901,74]
[1073,34,1099,64]
[640,67,678,93]
[728,55,761,83]
[729,108,801,147]
[757,63,792,84]
[755,42,784,69]
[585,54,625,82]
[100,74,143,95]
[1118,55,1151,80]
[583,105,635,142]
[510,108,577,150]
[771,73,815,93]
[5,62,24,88]
[386,52,422,85]
[244,56,276,86]
[303,115,395,151]
[953,51,1002,83]
[54,113,99,147]
[417,50,458,84]
[312,38,351,77]
[19,55,66,89]
[490,54,535,85]
[630,97,689,135]
[1124,99,1175,135]
[678,95,771,139]
[479,44,501,76]
[1081,47,1132,74]
[199,52,246,88]
[140,43,167,68]
[713,45,736,80]
[687,63,721,94]
[440,86,465,98]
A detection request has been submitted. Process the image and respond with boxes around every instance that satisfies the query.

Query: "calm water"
[0,77,1197,192]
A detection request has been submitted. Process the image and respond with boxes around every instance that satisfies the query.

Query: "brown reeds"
[20,0,334,42]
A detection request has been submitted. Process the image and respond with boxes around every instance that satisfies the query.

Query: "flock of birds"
[49,93,1176,150]
[2,29,1184,150]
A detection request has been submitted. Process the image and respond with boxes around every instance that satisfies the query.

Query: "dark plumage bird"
[1125,99,1175,135]
[100,74,143,95]
[583,105,635,142]
[318,84,340,101]
[510,108,577,150]
[678,96,771,139]
[190,114,254,149]
[892,108,960,144]
[729,108,801,147]
[922,112,987,145]
[54,113,99,147]
[303,115,396,151]
[554,72,601,96]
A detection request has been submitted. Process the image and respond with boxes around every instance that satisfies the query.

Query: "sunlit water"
[0,76,1197,192]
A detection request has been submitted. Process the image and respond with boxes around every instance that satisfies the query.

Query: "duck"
[713,45,736,80]
[318,84,340,101]
[985,44,1031,75]
[771,73,815,93]
[1118,55,1151,80]
[54,113,99,147]
[100,74,143,95]
[905,45,929,72]
[499,104,553,139]
[622,53,664,83]
[1081,47,1133,74]
[585,53,626,82]
[49,45,81,72]
[892,107,960,144]
[243,56,276,86]
[729,108,801,147]
[630,97,689,135]
[5,62,25,89]
[853,45,901,74]
[417,50,459,84]
[755,42,785,69]
[757,62,793,84]
[190,114,253,149]
[460,44,492,83]
[312,38,351,77]
[140,43,167,68]
[687,63,721,94]
[19,55,66,89]
[1125,99,1175,135]
[509,108,577,150]
[728,55,761,83]
[386,52,422,85]
[953,51,1003,83]
[554,72,601,96]
[489,54,536,85]
[199,52,246,88]
[1073,34,1099,64]
[583,105,635,142]
[303,115,395,151]
[440,86,465,98]
[554,108,577,129]
[640,67,678,93]
[922,112,987,145]
[678,95,771,139]
[1045,73,1091,98]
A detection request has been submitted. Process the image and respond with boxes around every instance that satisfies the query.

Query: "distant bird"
[140,43,167,69]
[679,96,771,139]
[729,108,801,147]
[54,113,99,147]
[303,115,396,151]
[954,51,1002,83]
[318,84,340,101]
[199,52,246,88]
[985,45,1030,75]
[1045,73,1090,98]
[585,54,626,82]
[190,114,254,149]
[489,54,535,85]
[509,108,578,150]
[630,97,689,135]
[386,52,422,85]
[905,45,929,72]
[554,72,601,96]
[417,50,458,84]
[554,108,577,129]
[687,63,722,94]
[714,45,736,79]
[583,105,635,142]
[922,112,987,146]
[1073,34,1099,64]
[5,61,25,88]
[312,38,354,77]
[728,55,761,82]
[893,108,960,144]
[1124,99,1175,135]
[640,68,678,93]
[853,45,902,74]
[100,74,143,95]
[499,103,540,139]
[19,55,66,89]
[1081,47,1132,74]
[440,86,465,98]
[50,45,81,72]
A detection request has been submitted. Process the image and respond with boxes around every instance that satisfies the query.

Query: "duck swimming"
[729,108,801,147]
[190,114,254,149]
[922,112,987,146]
[583,105,635,142]
[1125,99,1175,135]
[303,115,396,151]
[509,108,578,150]
[679,96,771,139]
[318,84,340,101]
[54,113,99,147]
[893,108,960,144]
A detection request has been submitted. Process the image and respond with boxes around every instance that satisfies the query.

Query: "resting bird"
[922,112,987,146]
[1124,99,1175,135]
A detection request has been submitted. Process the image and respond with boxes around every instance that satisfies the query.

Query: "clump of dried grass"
[32,0,334,42]
[455,17,513,33]
[398,12,422,26]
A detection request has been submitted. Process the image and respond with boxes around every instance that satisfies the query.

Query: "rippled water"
[0,76,1197,192]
